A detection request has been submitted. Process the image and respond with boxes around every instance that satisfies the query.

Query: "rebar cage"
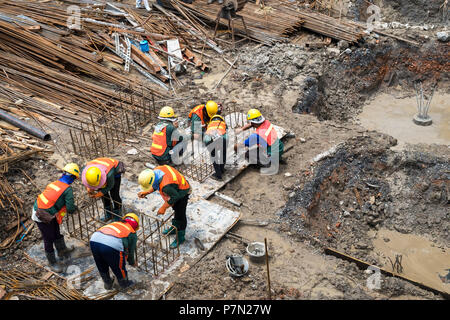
[65,197,180,277]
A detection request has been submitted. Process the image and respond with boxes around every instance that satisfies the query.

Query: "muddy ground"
[1,0,449,300]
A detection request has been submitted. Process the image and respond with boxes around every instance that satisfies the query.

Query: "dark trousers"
[102,176,122,214]
[208,137,227,178]
[173,194,189,231]
[36,218,63,253]
[90,241,127,281]
[245,147,271,167]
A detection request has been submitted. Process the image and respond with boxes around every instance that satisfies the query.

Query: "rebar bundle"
[0,270,90,300]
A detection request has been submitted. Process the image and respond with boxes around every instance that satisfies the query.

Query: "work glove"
[157,201,171,215]
[90,191,103,199]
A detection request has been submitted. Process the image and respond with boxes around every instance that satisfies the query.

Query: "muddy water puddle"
[358,93,450,148]
[372,228,450,294]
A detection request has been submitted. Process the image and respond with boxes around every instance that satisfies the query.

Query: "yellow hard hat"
[211,115,225,122]
[86,166,102,187]
[63,163,80,179]
[247,108,262,120]
[123,213,139,230]
[138,169,155,191]
[205,100,218,118]
[159,106,177,119]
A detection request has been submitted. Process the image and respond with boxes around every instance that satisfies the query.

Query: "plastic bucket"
[140,40,149,53]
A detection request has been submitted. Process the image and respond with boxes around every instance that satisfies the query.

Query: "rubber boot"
[163,219,179,236]
[211,163,222,181]
[55,237,75,261]
[45,251,63,273]
[100,206,112,222]
[118,277,135,290]
[170,230,185,249]
[99,272,114,290]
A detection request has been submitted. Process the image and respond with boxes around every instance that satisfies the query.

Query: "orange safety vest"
[255,120,277,146]
[36,180,70,224]
[87,158,119,174]
[188,105,207,127]
[150,125,176,157]
[206,118,227,136]
[156,165,190,201]
[98,221,135,238]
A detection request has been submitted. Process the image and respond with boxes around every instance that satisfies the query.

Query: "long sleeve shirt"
[161,183,190,206]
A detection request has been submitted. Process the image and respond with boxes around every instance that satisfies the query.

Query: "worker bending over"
[82,157,125,222]
[235,109,284,173]
[188,100,222,140]
[137,165,190,249]
[90,213,139,290]
[204,114,228,181]
[150,106,186,166]
[32,163,80,272]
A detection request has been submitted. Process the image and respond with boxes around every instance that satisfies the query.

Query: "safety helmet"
[211,115,225,122]
[85,166,102,187]
[138,169,155,191]
[158,106,177,121]
[123,213,139,231]
[63,163,80,179]
[205,100,218,118]
[247,108,265,124]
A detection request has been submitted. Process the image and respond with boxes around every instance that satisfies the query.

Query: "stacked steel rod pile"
[172,0,306,45]
[0,0,210,134]
[177,0,364,43]
[0,269,115,300]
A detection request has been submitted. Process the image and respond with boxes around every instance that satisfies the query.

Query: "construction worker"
[204,114,228,181]
[90,213,139,290]
[137,165,190,249]
[150,106,186,165]
[81,157,125,222]
[31,163,80,273]
[234,108,284,170]
[188,100,222,140]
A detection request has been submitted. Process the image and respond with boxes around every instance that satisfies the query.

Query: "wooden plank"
[324,247,450,299]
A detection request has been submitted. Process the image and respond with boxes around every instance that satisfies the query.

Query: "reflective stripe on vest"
[156,165,190,195]
[206,119,227,136]
[255,120,277,146]
[36,181,70,210]
[150,127,167,157]
[188,105,206,127]
[55,206,67,225]
[98,221,135,238]
[88,158,118,173]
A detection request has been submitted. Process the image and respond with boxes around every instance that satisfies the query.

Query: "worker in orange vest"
[81,158,125,222]
[32,163,81,273]
[204,114,228,181]
[234,109,284,169]
[150,106,186,165]
[90,213,139,290]
[188,100,222,140]
[137,165,191,249]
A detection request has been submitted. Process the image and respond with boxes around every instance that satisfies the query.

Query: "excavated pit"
[279,132,449,296]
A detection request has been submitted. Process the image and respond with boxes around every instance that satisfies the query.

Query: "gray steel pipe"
[0,109,51,141]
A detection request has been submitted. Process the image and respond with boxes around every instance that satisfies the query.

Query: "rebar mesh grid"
[65,197,180,277]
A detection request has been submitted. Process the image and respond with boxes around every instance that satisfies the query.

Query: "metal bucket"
[246,242,265,261]
[226,255,248,277]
